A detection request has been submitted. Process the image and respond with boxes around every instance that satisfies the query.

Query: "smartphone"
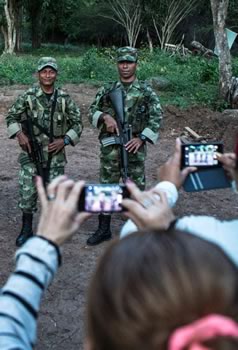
[181,142,223,168]
[78,184,130,213]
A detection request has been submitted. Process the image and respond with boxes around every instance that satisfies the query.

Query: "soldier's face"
[38,67,57,87]
[117,61,137,82]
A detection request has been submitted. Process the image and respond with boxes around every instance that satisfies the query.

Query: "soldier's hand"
[48,138,65,155]
[16,131,31,153]
[125,137,144,153]
[103,114,119,135]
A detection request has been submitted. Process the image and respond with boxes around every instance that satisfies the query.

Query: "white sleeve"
[176,216,238,267]
[120,181,178,239]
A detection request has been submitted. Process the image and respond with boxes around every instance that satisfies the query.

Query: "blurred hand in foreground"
[36,175,91,246]
[216,152,237,182]
[158,138,196,189]
[122,181,176,231]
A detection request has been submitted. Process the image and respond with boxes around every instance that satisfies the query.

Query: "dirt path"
[0,84,237,349]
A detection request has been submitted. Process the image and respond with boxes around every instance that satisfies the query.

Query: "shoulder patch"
[25,86,37,96]
[57,88,69,98]
[138,80,153,96]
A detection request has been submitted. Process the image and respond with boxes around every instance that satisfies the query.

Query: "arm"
[0,176,91,349]
[0,237,60,349]
[6,92,28,139]
[120,181,177,238]
[125,87,163,153]
[88,86,107,128]
[88,85,118,134]
[140,88,163,145]
[120,138,196,238]
[176,216,238,267]
[64,95,83,146]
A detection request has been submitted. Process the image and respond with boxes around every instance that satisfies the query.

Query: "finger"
[172,137,182,164]
[125,181,144,201]
[151,189,167,204]
[75,212,92,225]
[115,126,120,136]
[27,142,32,154]
[36,176,48,208]
[181,166,197,181]
[66,180,85,211]
[47,175,68,197]
[133,144,140,154]
[121,199,145,227]
[55,179,76,202]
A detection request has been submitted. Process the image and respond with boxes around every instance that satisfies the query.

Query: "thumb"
[181,166,197,182]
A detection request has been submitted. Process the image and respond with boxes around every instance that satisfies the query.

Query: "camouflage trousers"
[100,144,146,190]
[18,162,64,213]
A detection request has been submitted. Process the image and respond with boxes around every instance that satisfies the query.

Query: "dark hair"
[87,229,238,350]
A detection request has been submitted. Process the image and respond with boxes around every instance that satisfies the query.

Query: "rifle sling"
[31,120,50,138]
[45,89,58,181]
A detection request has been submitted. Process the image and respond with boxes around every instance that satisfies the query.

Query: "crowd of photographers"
[0,137,238,349]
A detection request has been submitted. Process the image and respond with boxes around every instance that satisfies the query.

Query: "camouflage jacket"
[6,85,83,166]
[89,79,163,144]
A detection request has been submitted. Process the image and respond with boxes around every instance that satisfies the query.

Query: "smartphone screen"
[78,184,129,213]
[181,142,223,168]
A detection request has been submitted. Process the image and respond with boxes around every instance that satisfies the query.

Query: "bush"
[0,45,237,110]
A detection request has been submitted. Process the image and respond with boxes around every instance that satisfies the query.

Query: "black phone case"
[183,168,231,192]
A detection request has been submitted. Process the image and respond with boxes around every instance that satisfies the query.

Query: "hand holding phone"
[181,142,230,191]
[78,184,130,213]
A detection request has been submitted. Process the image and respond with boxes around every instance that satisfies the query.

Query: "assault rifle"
[23,113,48,187]
[23,90,58,187]
[101,87,132,182]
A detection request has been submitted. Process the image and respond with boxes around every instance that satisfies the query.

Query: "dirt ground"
[0,84,238,349]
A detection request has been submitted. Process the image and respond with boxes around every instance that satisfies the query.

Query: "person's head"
[116,46,138,83]
[37,57,58,91]
[86,229,238,350]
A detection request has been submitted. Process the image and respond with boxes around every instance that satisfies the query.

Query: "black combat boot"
[16,213,34,247]
[87,214,112,246]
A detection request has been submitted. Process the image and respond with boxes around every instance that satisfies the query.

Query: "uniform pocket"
[53,112,63,137]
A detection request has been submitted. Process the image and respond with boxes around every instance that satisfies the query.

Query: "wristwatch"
[63,136,71,146]
[139,134,147,142]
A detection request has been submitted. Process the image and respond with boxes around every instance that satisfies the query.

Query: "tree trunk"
[15,3,23,52]
[26,0,43,49]
[210,0,232,101]
[1,25,8,51]
[146,28,153,52]
[3,0,17,54]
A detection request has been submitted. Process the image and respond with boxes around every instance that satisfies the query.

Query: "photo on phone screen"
[78,184,129,213]
[181,142,223,168]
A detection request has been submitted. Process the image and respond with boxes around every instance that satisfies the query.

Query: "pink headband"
[168,315,238,350]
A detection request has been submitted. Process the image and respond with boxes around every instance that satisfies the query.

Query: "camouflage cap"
[117,47,138,62]
[37,57,58,72]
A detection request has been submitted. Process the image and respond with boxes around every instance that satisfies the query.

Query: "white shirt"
[120,181,238,267]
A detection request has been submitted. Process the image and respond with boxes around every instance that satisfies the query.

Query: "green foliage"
[77,47,117,82]
[0,46,238,110]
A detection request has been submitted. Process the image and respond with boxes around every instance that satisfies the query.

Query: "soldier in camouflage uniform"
[6,57,83,247]
[87,47,163,245]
